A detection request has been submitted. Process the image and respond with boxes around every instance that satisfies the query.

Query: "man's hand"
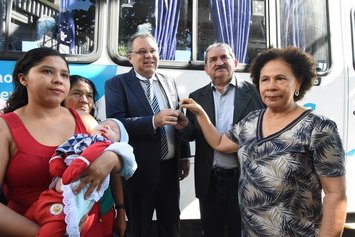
[174,111,188,130]
[154,109,180,128]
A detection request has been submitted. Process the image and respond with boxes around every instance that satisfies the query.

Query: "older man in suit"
[179,43,264,237]
[105,32,190,237]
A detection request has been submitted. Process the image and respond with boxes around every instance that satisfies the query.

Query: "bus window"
[279,0,330,72]
[117,0,192,61]
[197,0,266,64]
[115,0,266,64]
[0,0,6,51]
[113,0,330,68]
[0,0,97,57]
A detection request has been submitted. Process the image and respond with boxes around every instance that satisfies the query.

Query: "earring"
[295,91,300,97]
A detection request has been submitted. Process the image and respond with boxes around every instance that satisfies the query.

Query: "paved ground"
[151,220,355,237]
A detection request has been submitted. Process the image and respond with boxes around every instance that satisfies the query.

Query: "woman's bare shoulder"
[0,117,12,174]
[76,109,99,133]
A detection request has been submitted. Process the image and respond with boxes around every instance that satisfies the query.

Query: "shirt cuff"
[152,115,157,130]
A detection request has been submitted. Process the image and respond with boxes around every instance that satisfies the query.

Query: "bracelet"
[115,203,125,210]
[113,204,125,218]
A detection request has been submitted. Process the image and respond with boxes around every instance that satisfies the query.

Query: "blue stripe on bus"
[347,149,355,156]
[69,64,117,98]
[0,62,117,100]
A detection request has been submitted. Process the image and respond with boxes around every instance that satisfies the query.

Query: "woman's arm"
[0,203,39,237]
[0,118,39,237]
[180,98,238,153]
[319,175,347,237]
[110,173,126,237]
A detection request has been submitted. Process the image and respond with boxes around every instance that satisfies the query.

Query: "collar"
[210,75,237,90]
[134,70,157,81]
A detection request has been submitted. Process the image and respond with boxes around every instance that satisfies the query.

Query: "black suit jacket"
[105,69,190,193]
[180,77,264,199]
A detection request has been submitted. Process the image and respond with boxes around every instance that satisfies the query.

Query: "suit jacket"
[180,76,264,199]
[105,69,190,193]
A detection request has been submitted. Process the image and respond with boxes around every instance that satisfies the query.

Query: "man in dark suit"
[105,33,190,237]
[179,43,264,237]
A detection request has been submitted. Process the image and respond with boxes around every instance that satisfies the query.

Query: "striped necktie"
[144,79,168,160]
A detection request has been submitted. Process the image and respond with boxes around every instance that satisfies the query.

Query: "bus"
[1,0,355,234]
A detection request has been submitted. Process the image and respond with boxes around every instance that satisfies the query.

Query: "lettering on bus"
[0,74,12,84]
[0,91,11,100]
[0,74,13,100]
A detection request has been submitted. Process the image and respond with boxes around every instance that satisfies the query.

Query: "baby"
[25,118,136,237]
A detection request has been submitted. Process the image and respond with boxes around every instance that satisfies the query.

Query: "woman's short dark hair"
[68,75,98,117]
[3,47,68,113]
[249,47,317,101]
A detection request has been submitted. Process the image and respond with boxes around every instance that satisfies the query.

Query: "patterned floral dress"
[227,109,345,237]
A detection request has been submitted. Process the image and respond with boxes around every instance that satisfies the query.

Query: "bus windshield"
[1,0,329,70]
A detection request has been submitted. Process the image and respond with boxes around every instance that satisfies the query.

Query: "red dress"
[1,108,105,237]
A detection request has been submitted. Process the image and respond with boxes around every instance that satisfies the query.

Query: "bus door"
[346,6,355,214]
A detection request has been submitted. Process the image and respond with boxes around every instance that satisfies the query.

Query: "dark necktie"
[144,79,168,160]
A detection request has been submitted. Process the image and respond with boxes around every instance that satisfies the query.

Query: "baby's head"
[91,118,129,143]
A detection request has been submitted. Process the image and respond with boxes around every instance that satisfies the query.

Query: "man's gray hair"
[127,32,158,53]
[204,42,236,64]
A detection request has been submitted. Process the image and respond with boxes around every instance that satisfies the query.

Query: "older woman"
[63,75,98,117]
[180,47,347,237]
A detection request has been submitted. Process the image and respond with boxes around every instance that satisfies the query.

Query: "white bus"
[1,0,355,234]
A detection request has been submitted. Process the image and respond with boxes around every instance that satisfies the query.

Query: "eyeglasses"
[132,49,158,56]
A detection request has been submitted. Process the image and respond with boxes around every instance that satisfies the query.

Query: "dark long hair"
[3,47,69,113]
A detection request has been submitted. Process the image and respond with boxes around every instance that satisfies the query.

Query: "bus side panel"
[342,0,355,214]
[0,61,16,101]
[347,61,355,213]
